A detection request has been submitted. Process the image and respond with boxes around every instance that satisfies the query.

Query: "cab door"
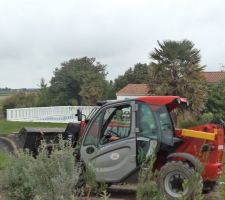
[80,101,137,183]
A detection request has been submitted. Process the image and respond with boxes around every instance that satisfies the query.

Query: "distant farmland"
[0,89,39,118]
[0,90,13,101]
[0,94,10,101]
[0,91,14,118]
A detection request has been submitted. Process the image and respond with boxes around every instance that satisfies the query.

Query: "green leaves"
[114,63,149,91]
[205,81,225,122]
[148,40,206,114]
[49,57,110,106]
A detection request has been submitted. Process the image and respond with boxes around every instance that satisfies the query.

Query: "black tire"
[0,137,17,153]
[157,161,203,200]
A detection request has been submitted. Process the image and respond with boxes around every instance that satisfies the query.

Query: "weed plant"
[136,154,166,200]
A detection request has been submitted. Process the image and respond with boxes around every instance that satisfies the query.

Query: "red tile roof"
[201,71,225,83]
[116,84,149,96]
[116,72,225,96]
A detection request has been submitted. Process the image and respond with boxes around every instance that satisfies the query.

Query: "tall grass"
[219,155,225,199]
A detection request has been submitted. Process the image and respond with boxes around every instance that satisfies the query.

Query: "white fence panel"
[6,106,97,123]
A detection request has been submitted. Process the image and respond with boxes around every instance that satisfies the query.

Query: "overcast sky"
[0,0,225,88]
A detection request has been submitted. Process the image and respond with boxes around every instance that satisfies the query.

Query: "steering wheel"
[107,130,119,137]
[101,130,119,144]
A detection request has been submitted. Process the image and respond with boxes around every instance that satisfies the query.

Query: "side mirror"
[76,109,83,121]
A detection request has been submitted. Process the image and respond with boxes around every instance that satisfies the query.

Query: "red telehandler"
[0,96,224,199]
[76,96,224,199]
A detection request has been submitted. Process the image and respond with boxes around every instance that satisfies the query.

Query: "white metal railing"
[6,106,97,123]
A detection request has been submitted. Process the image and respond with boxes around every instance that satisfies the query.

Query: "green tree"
[37,78,50,107]
[102,80,116,100]
[49,57,109,106]
[148,40,206,114]
[114,63,149,91]
[205,81,225,122]
[79,72,105,105]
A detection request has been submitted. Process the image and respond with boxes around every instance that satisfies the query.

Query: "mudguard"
[167,152,203,172]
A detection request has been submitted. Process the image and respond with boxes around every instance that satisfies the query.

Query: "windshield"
[86,107,100,121]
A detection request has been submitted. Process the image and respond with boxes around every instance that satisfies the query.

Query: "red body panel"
[80,121,86,136]
[174,124,224,181]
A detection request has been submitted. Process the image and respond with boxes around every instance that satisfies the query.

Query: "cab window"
[138,103,158,140]
[156,106,174,145]
[100,105,131,144]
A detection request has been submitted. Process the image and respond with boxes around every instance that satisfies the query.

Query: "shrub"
[83,164,108,198]
[179,112,214,128]
[4,139,82,200]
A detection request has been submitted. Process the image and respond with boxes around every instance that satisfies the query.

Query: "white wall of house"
[117,95,148,100]
[117,95,137,100]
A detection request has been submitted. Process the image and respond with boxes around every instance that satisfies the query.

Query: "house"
[116,84,150,100]
[200,71,225,84]
[116,71,225,100]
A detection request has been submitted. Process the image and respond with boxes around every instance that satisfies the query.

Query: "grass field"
[0,91,67,134]
[0,119,67,135]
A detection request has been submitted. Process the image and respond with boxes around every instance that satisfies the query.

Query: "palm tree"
[148,40,206,114]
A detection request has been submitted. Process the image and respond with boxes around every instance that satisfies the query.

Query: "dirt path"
[106,184,222,200]
[0,177,221,200]
[108,185,136,200]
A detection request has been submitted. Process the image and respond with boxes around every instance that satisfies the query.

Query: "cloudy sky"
[0,0,225,88]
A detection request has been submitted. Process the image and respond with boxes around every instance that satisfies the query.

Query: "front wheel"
[157,161,203,200]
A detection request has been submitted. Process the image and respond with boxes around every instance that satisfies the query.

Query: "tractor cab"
[78,96,187,183]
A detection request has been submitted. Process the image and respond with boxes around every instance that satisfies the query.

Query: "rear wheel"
[0,137,17,153]
[157,161,203,200]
